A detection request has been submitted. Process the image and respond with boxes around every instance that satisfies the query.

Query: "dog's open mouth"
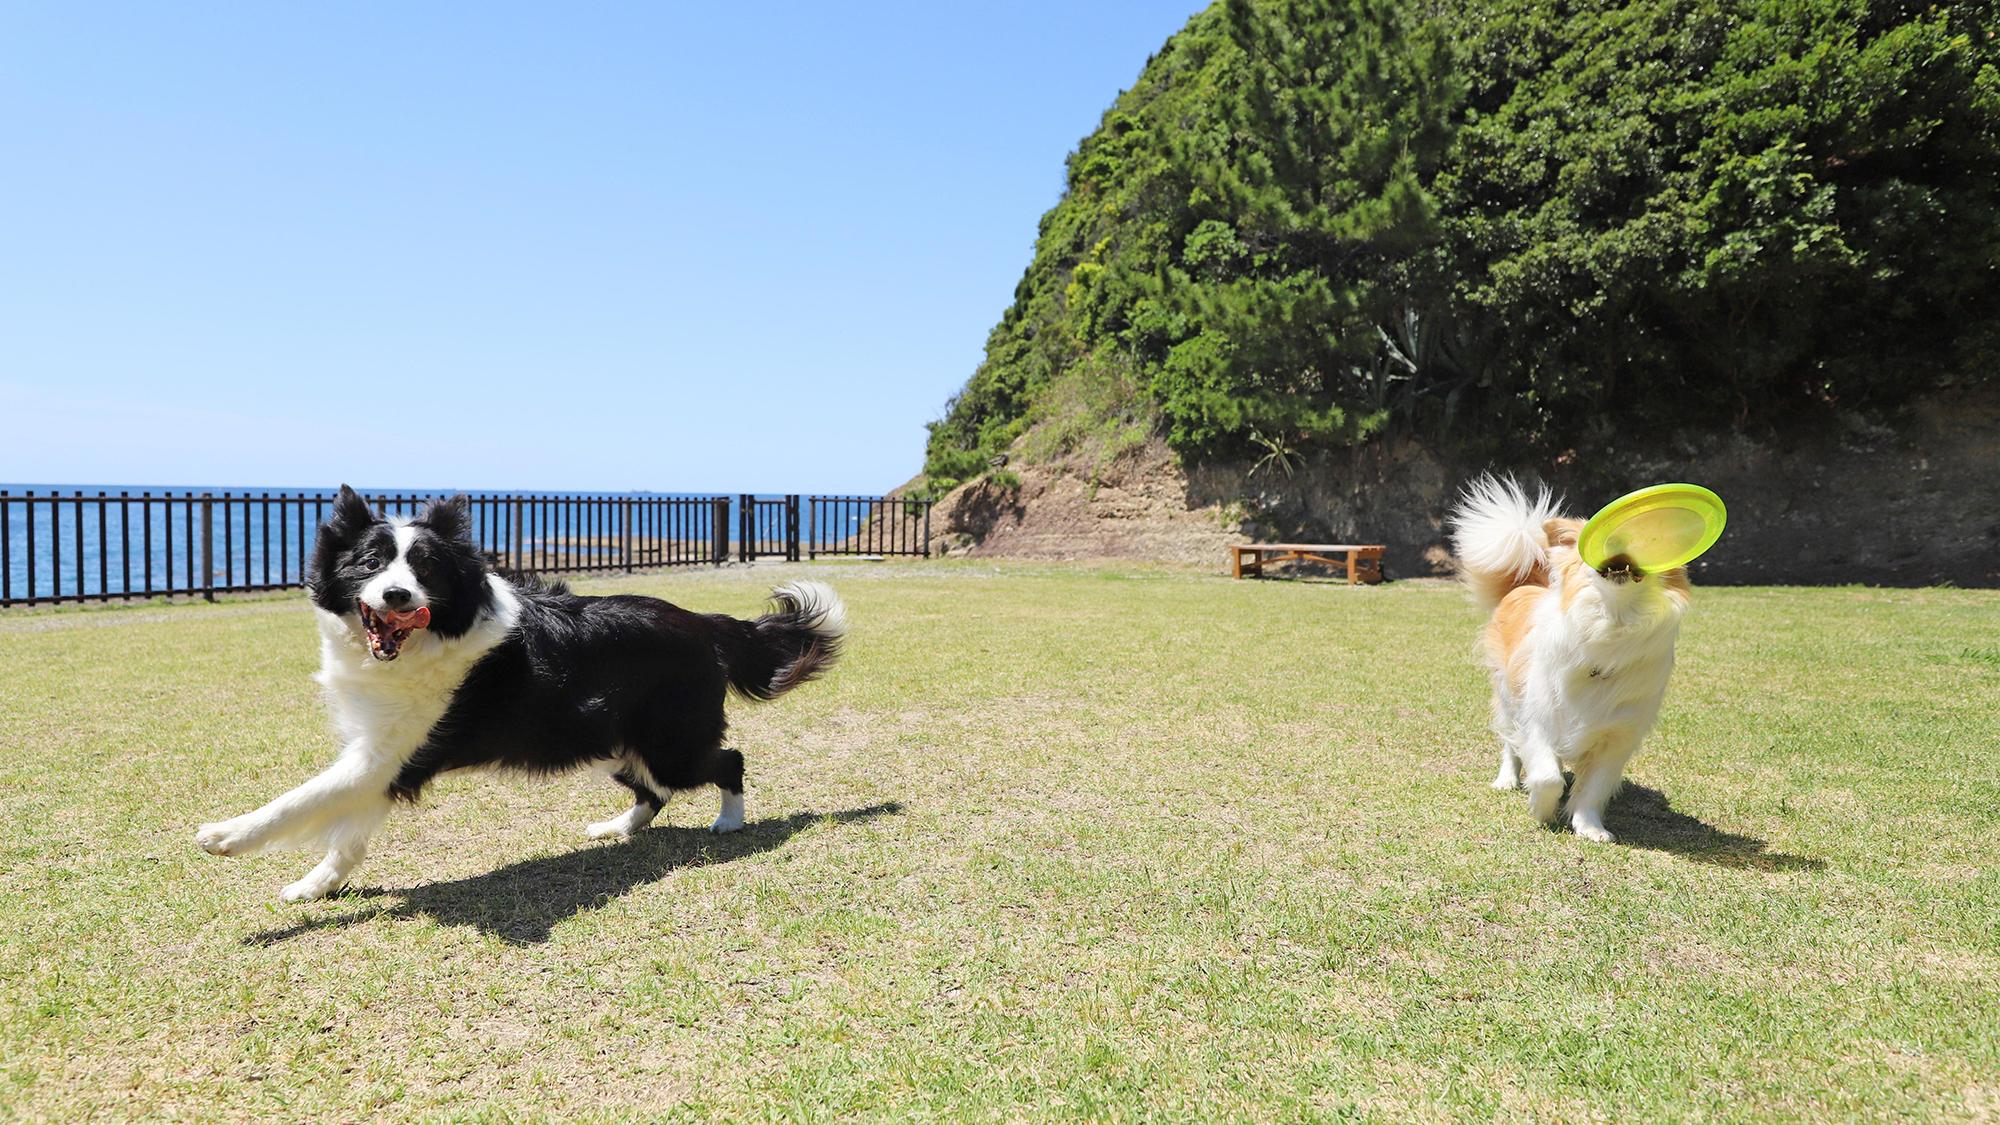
[358,602,431,661]
[1598,555,1644,583]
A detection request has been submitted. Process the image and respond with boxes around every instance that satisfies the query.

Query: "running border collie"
[195,485,845,902]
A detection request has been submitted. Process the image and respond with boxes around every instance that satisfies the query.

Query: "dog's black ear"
[306,484,380,609]
[329,484,378,534]
[420,494,473,542]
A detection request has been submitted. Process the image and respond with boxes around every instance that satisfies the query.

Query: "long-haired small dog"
[196,485,845,901]
[1449,475,1691,841]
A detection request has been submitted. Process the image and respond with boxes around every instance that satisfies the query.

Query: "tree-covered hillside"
[923,0,2000,494]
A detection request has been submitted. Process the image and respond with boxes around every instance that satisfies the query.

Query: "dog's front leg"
[1518,737,1565,825]
[1566,736,1639,844]
[196,743,387,858]
[281,796,391,902]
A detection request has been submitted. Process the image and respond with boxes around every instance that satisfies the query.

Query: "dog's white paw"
[1572,821,1616,844]
[196,818,258,857]
[280,872,345,903]
[587,803,658,840]
[1525,781,1563,825]
[711,791,745,834]
[1491,774,1520,792]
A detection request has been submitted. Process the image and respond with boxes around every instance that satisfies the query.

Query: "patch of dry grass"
[1,563,1995,1120]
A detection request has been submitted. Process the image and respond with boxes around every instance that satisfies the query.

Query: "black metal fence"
[808,495,931,559]
[738,494,800,563]
[0,489,930,609]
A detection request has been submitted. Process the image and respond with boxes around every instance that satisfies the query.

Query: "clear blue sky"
[0,2,1205,494]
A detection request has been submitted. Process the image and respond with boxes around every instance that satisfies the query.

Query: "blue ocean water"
[0,485,861,603]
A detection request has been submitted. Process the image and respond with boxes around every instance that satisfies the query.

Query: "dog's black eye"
[357,555,381,572]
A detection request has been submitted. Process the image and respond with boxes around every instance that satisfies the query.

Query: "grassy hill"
[923,0,2000,496]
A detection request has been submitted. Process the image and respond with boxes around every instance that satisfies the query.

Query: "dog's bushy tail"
[1449,475,1563,611]
[714,581,847,701]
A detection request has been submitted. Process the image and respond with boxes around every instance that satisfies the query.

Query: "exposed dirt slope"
[927,439,1239,566]
[926,394,2000,587]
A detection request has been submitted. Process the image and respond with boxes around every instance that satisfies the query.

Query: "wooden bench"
[1231,543,1385,584]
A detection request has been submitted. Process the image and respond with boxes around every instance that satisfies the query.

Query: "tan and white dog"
[1449,475,1692,841]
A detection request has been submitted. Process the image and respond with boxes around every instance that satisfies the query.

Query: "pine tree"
[1142,0,1461,454]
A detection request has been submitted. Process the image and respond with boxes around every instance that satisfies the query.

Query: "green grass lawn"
[1,562,1996,1121]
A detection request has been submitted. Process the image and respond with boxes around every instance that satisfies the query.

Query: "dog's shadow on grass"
[243,802,901,947]
[1610,785,1821,872]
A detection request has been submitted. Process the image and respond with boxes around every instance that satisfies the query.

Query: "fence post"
[786,494,800,562]
[200,494,215,602]
[923,499,932,558]
[622,498,633,574]
[26,492,36,603]
[807,497,816,560]
[510,499,522,572]
[738,493,753,563]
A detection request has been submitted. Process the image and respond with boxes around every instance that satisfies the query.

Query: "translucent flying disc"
[1576,483,1727,571]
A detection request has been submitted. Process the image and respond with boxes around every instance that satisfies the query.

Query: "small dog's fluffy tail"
[715,581,847,701]
[1449,475,1563,611]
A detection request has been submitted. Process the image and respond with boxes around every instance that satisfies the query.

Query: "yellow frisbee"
[1576,483,1727,571]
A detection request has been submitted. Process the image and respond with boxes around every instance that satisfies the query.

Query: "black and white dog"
[195,485,846,902]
